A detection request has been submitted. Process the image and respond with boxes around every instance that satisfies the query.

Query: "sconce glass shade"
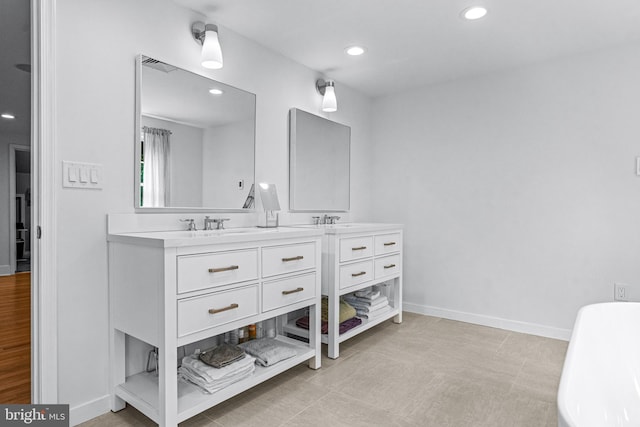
[322,84,337,112]
[201,27,223,69]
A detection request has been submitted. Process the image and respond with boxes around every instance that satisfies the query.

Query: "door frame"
[31,0,58,404]
[9,144,30,275]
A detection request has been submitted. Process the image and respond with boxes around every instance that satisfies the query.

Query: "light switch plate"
[63,161,103,189]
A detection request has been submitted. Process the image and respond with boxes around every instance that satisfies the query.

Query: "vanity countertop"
[107,226,324,248]
[293,223,403,235]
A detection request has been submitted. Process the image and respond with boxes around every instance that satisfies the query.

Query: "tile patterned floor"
[82,313,567,427]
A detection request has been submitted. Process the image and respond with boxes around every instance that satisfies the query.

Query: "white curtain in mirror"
[142,126,171,207]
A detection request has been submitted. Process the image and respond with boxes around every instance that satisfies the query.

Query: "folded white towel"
[344,295,388,310]
[180,354,255,383]
[179,362,255,394]
[354,288,381,300]
[239,338,298,367]
[357,305,393,319]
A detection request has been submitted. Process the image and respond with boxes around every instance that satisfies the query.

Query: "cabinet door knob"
[282,256,304,262]
[383,242,396,246]
[384,264,396,269]
[208,265,239,273]
[282,287,304,295]
[352,246,367,251]
[208,303,239,314]
[351,271,367,277]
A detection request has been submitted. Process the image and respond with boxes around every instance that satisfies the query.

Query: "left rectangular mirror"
[135,55,256,211]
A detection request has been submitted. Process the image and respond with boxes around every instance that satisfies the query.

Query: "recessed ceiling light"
[1,113,16,120]
[462,6,487,20]
[209,88,224,95]
[345,46,366,56]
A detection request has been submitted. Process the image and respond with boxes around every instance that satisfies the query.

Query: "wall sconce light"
[192,22,224,69]
[316,79,337,112]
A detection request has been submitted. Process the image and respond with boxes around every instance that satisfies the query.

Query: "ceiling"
[176,0,640,98]
[2,1,640,138]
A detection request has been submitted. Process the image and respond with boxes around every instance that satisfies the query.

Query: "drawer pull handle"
[352,246,367,251]
[208,303,239,314]
[352,271,367,277]
[282,255,304,262]
[282,287,304,295]
[384,264,396,269]
[384,242,396,246]
[208,265,239,273]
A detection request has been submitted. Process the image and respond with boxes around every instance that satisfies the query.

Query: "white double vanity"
[113,55,404,426]
[107,222,403,425]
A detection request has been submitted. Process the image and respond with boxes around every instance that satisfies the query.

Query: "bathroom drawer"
[374,254,401,279]
[262,272,316,312]
[177,284,259,337]
[177,249,259,294]
[339,236,374,262]
[262,242,316,278]
[374,233,401,256]
[339,260,374,289]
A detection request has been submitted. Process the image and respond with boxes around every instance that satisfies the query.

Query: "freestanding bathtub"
[558,302,640,427]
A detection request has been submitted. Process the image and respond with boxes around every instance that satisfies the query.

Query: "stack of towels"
[179,343,255,394]
[239,338,298,367]
[343,286,392,320]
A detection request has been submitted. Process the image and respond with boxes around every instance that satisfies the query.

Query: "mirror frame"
[134,54,257,212]
[289,108,350,212]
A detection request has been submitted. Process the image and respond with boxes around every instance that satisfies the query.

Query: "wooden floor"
[0,272,31,403]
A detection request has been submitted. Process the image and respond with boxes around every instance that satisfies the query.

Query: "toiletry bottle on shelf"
[238,326,248,343]
[228,329,239,345]
[256,321,264,339]
[265,318,276,338]
[248,324,257,340]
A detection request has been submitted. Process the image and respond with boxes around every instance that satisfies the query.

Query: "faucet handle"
[180,218,197,231]
[213,218,231,229]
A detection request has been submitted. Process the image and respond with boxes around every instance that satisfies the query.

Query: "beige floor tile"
[82,313,566,427]
[282,391,414,427]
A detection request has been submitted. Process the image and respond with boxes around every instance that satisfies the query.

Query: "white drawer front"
[177,284,259,337]
[374,233,401,256]
[339,236,374,262]
[263,273,316,312]
[374,254,401,279]
[262,242,316,278]
[177,249,259,294]
[339,260,374,289]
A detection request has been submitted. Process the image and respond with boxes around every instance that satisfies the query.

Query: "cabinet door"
[177,249,259,294]
[177,284,259,337]
[339,260,374,289]
[374,254,401,279]
[339,236,374,262]
[263,273,316,312]
[374,233,401,255]
[262,242,316,278]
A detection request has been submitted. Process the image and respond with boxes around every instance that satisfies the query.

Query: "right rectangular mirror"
[289,108,350,212]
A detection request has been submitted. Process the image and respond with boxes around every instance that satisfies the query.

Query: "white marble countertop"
[107,226,324,248]
[291,222,403,235]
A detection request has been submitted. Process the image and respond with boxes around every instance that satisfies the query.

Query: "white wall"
[202,119,254,208]
[371,42,640,337]
[54,0,371,423]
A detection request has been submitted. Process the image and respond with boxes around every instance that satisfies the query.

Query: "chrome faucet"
[318,214,341,225]
[213,218,230,230]
[180,218,197,231]
[327,215,341,224]
[203,216,215,231]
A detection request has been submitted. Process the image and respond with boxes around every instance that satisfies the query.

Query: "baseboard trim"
[0,265,11,276]
[403,302,571,341]
[70,394,111,426]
